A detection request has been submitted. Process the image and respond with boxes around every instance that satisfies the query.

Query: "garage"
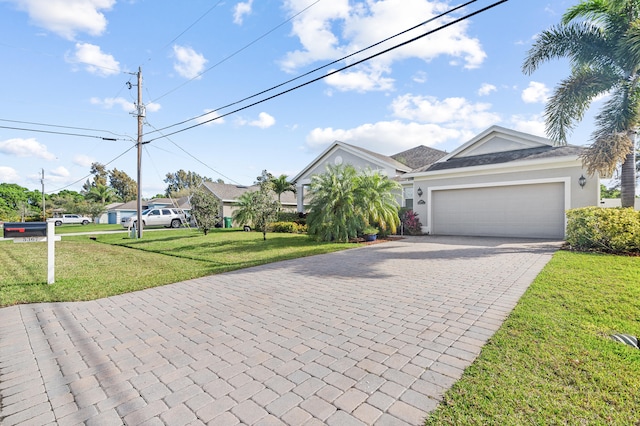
[430,181,566,239]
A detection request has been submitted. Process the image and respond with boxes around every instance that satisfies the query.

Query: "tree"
[82,162,108,193]
[522,0,639,207]
[190,188,221,235]
[271,174,296,204]
[164,170,211,196]
[76,200,106,222]
[306,164,401,242]
[86,184,116,205]
[109,169,137,202]
[232,189,279,240]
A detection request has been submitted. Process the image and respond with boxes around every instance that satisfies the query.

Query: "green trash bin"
[224,217,232,228]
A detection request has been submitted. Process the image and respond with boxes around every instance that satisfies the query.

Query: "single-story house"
[292,141,447,212]
[106,197,191,225]
[291,126,600,239]
[200,182,297,226]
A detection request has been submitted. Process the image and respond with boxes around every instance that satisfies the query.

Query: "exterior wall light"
[417,187,423,197]
[578,175,586,188]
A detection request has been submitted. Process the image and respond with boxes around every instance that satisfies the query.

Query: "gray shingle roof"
[391,145,448,169]
[421,145,584,172]
[201,182,297,205]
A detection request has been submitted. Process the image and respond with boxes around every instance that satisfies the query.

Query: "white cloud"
[306,120,469,153]
[73,154,94,167]
[234,0,253,25]
[172,45,207,79]
[90,97,133,112]
[9,0,115,40]
[240,112,275,129]
[50,166,70,177]
[478,83,497,96]
[390,94,501,129]
[68,42,120,76]
[522,81,550,104]
[196,109,225,126]
[280,0,486,92]
[0,166,20,182]
[325,66,395,92]
[0,138,56,160]
[509,114,547,137]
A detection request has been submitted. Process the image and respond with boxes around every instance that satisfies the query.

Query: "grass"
[0,228,352,307]
[425,250,640,425]
[52,223,124,234]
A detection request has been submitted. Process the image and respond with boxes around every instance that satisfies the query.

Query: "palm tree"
[356,170,401,234]
[86,184,115,205]
[232,191,259,228]
[271,174,296,204]
[522,0,639,207]
[307,164,364,242]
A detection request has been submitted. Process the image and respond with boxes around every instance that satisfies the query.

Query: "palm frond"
[580,132,633,175]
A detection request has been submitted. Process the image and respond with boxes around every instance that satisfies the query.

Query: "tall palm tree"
[271,174,296,204]
[522,0,639,207]
[86,184,115,205]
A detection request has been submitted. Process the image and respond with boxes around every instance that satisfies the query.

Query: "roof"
[201,182,297,205]
[391,145,447,169]
[340,142,412,172]
[420,145,584,172]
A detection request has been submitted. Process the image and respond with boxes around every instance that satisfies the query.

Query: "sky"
[0,0,601,198]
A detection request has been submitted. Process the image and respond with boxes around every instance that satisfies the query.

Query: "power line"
[145,121,242,185]
[145,0,508,144]
[0,124,131,141]
[149,0,322,105]
[48,144,137,194]
[145,0,477,136]
[0,118,131,139]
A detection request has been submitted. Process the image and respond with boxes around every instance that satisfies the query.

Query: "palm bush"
[306,164,401,242]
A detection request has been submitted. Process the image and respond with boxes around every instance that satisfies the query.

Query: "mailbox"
[3,222,48,238]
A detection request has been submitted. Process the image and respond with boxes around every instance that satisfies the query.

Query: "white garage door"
[431,182,565,238]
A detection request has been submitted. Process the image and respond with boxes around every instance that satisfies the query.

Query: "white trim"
[426,177,571,236]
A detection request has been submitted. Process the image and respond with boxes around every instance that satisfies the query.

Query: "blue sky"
[0,0,598,197]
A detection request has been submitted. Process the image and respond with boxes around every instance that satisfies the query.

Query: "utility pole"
[41,168,45,221]
[136,67,144,239]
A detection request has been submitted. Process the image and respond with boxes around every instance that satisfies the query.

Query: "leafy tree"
[256,169,275,190]
[271,174,296,204]
[76,200,105,222]
[0,183,44,221]
[306,164,401,242]
[522,0,639,207]
[109,168,137,202]
[164,170,212,196]
[232,189,279,240]
[190,188,221,235]
[601,183,622,198]
[82,162,108,193]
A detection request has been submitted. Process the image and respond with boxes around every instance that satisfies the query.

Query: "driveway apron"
[0,236,560,425]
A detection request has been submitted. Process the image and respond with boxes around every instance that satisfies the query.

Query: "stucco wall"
[410,164,599,232]
[299,147,395,184]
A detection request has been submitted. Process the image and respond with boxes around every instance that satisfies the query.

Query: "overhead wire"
[149,0,322,105]
[145,0,478,136]
[145,121,242,185]
[0,124,131,141]
[145,0,508,144]
[0,118,131,139]
[48,144,137,193]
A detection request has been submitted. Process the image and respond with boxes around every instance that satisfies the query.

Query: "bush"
[566,207,640,253]
[400,208,423,235]
[270,221,307,233]
[277,211,306,225]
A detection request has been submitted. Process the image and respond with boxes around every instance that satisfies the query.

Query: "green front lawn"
[0,228,352,307]
[425,250,640,425]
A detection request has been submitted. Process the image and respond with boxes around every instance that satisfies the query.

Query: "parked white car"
[54,214,92,226]
[121,208,186,229]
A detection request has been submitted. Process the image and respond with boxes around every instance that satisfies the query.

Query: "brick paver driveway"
[0,236,560,425]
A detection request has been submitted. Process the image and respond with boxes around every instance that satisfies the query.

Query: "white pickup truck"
[54,214,92,226]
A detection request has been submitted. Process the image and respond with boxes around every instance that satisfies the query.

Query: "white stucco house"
[291,126,600,239]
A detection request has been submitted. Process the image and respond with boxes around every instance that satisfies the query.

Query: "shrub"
[400,208,423,235]
[277,211,306,225]
[270,221,306,233]
[566,207,640,253]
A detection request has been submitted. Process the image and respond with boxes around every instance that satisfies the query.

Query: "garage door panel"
[431,183,565,238]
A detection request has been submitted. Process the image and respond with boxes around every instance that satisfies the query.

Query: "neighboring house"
[291,141,447,212]
[403,126,599,238]
[200,182,297,226]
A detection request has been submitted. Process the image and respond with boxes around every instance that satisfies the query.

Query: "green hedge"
[566,207,640,253]
[270,221,307,233]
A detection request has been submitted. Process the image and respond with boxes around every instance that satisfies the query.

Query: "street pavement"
[0,236,560,425]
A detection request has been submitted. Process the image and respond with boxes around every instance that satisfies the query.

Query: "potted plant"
[362,225,379,242]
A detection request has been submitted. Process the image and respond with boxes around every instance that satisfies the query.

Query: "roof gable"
[391,145,447,169]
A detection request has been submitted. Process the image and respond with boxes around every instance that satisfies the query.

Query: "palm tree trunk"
[620,149,636,208]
